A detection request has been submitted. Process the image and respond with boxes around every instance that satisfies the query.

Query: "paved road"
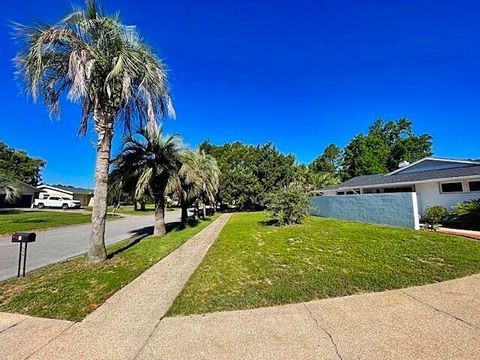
[0,210,180,281]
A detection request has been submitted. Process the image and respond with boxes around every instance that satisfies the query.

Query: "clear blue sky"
[1,0,479,188]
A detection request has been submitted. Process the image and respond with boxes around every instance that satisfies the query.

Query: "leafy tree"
[309,144,341,175]
[200,141,299,210]
[0,142,45,186]
[342,118,432,179]
[342,134,390,178]
[422,205,448,230]
[254,143,297,190]
[111,127,182,235]
[14,1,174,263]
[267,183,310,225]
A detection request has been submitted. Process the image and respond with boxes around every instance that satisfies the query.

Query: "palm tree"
[170,150,202,226]
[307,171,341,192]
[197,151,220,217]
[168,150,219,226]
[14,1,174,263]
[112,127,182,235]
[0,174,20,203]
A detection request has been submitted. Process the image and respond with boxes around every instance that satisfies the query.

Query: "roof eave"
[37,185,74,195]
[334,174,480,191]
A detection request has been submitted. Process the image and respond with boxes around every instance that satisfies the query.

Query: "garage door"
[0,194,33,208]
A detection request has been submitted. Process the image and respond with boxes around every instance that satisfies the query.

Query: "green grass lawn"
[168,212,480,316]
[0,215,218,321]
[0,210,94,236]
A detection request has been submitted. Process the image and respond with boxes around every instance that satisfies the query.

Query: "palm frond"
[111,126,182,202]
[13,0,175,137]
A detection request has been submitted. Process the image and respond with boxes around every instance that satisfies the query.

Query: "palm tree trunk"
[154,196,166,235]
[181,203,189,227]
[87,119,113,264]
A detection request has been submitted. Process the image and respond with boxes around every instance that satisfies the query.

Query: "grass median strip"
[0,215,218,321]
[168,212,480,316]
[84,204,177,216]
[0,210,94,236]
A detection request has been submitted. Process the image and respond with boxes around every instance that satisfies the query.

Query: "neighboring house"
[0,182,41,208]
[37,184,94,207]
[320,157,480,216]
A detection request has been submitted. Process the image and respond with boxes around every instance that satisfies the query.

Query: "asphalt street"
[0,210,180,281]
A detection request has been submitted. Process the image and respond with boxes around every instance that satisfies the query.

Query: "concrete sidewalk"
[1,213,479,359]
[0,213,232,360]
[138,274,480,360]
[438,227,480,241]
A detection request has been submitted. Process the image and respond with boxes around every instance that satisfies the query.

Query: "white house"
[320,157,480,216]
[37,184,94,207]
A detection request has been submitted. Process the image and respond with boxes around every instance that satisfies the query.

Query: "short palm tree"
[168,150,219,226]
[197,151,220,216]
[14,0,174,263]
[169,150,202,225]
[308,171,340,191]
[112,127,182,235]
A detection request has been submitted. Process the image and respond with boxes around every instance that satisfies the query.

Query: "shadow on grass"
[107,219,205,258]
[258,219,279,227]
[21,219,48,223]
[0,210,36,215]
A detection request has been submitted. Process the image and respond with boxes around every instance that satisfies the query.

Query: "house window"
[468,180,480,192]
[383,186,414,193]
[440,182,463,193]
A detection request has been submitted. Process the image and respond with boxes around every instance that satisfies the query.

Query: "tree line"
[200,117,433,211]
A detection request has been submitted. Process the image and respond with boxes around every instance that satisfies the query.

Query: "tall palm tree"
[168,150,219,226]
[112,127,182,235]
[14,1,174,263]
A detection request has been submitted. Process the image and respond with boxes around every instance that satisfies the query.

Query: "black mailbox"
[12,233,36,243]
[12,232,36,277]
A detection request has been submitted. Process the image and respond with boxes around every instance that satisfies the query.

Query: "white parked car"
[34,196,82,210]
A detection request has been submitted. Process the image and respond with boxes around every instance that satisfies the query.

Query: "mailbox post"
[11,233,36,277]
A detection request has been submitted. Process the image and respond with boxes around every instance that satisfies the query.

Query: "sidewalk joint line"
[0,321,20,334]
[24,322,76,360]
[132,314,167,359]
[303,303,344,360]
[401,290,480,331]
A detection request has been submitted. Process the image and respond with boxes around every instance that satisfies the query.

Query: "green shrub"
[267,184,309,225]
[422,205,448,230]
[446,199,480,230]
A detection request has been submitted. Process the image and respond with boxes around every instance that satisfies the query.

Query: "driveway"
[0,210,180,281]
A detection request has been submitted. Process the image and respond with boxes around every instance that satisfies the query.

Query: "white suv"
[34,196,82,210]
